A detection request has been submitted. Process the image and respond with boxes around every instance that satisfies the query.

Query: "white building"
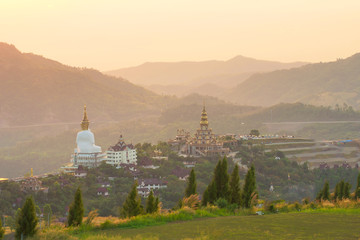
[106,135,137,168]
[137,178,167,191]
[63,106,105,173]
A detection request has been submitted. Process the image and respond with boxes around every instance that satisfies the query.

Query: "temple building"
[20,168,46,192]
[184,105,230,157]
[106,135,137,168]
[168,129,191,151]
[63,106,105,172]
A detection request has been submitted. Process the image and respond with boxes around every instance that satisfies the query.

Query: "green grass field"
[75,212,360,240]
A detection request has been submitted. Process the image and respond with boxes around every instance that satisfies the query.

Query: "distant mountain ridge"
[105,55,308,88]
[0,43,163,127]
[225,53,360,108]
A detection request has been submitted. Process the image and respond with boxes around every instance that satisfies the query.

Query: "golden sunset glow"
[1,0,360,70]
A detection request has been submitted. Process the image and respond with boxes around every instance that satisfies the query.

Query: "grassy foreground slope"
[78,212,360,240]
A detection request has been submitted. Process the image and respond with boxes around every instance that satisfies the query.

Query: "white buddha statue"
[75,105,102,154]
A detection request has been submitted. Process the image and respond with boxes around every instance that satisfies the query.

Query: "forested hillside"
[0,43,164,127]
[226,53,360,108]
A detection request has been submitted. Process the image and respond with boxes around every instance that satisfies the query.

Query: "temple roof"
[200,104,209,126]
[108,135,134,151]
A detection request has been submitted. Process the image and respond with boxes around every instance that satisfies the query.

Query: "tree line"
[316,173,360,202]
[6,156,256,239]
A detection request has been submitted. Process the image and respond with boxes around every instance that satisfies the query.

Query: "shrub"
[294,202,302,211]
[268,204,277,213]
[100,220,115,230]
[215,198,228,209]
[309,202,317,209]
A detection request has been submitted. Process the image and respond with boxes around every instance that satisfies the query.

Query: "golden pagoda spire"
[200,102,208,127]
[30,168,33,177]
[81,105,90,130]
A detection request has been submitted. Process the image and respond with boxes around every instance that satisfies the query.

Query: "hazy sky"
[1,0,360,70]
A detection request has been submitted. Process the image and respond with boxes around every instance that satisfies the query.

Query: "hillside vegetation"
[2,102,360,178]
[0,43,164,127]
[226,53,360,108]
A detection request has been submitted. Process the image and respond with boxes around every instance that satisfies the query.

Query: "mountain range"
[226,54,360,108]
[105,56,307,97]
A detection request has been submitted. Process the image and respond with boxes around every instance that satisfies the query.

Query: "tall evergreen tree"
[213,157,230,199]
[208,180,217,204]
[0,217,4,240]
[355,173,360,200]
[185,169,197,197]
[339,180,345,200]
[213,160,222,198]
[334,182,340,200]
[322,181,330,201]
[121,181,143,218]
[15,196,38,239]
[344,182,351,199]
[317,181,330,201]
[154,197,159,212]
[146,190,156,214]
[67,187,84,227]
[202,188,209,206]
[229,165,241,205]
[242,165,257,208]
[220,157,230,199]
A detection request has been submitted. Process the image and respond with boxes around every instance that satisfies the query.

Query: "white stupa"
[70,105,105,169]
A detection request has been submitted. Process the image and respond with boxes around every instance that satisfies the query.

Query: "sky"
[1,0,360,71]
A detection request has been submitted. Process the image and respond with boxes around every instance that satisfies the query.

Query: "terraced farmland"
[263,138,360,169]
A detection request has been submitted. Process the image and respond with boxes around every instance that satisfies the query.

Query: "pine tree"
[220,157,230,199]
[213,160,222,198]
[339,180,345,200]
[185,169,197,197]
[213,157,229,199]
[242,165,257,208]
[154,197,159,212]
[202,188,209,206]
[0,217,4,240]
[316,189,323,201]
[334,183,340,201]
[208,181,217,204]
[146,190,156,214]
[322,181,330,201]
[229,164,241,205]
[355,173,360,200]
[15,196,38,239]
[344,182,351,199]
[67,187,84,227]
[121,181,143,218]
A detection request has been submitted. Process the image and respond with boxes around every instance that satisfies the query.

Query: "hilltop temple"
[169,104,230,157]
[63,106,105,172]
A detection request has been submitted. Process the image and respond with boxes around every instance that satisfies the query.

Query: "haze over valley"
[2,2,360,239]
[2,43,360,178]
